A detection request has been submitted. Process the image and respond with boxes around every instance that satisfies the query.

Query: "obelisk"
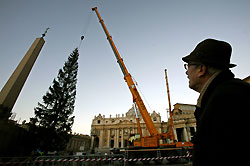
[0,32,46,120]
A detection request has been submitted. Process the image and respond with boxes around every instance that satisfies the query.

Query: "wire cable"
[132,76,153,113]
[78,11,94,49]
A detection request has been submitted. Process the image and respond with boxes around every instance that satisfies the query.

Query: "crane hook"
[81,35,84,40]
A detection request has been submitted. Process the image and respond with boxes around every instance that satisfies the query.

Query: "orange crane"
[92,7,161,143]
[133,103,143,138]
[165,69,176,142]
[92,7,193,162]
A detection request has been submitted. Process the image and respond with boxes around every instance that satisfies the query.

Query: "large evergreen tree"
[31,48,79,152]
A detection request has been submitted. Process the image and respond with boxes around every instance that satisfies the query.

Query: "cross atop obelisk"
[0,31,47,121]
[42,27,50,38]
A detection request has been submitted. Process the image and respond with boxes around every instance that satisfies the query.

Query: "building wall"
[90,103,196,153]
[90,107,162,152]
[171,103,196,142]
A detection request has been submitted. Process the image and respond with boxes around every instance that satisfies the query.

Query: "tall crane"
[92,7,193,162]
[92,7,159,139]
[165,69,176,142]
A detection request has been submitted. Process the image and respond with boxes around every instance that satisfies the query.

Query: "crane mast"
[165,69,176,142]
[92,7,158,137]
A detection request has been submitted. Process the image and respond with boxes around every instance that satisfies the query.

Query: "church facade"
[90,103,196,153]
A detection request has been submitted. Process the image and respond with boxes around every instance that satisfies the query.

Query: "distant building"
[90,107,162,153]
[65,134,91,154]
[90,103,196,153]
[171,103,196,142]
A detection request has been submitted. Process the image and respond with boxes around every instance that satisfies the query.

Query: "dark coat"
[193,70,250,166]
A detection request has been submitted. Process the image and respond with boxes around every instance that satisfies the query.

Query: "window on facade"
[153,117,157,121]
[97,120,100,124]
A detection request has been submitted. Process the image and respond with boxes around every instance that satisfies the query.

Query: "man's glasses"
[184,63,201,70]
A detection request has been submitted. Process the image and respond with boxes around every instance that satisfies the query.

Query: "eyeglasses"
[184,63,201,70]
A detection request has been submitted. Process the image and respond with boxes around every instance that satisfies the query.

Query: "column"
[173,128,177,142]
[134,127,137,134]
[99,129,104,148]
[121,128,124,148]
[117,128,120,148]
[114,128,119,148]
[90,136,95,149]
[142,128,145,136]
[158,127,161,133]
[107,129,110,148]
[183,127,189,142]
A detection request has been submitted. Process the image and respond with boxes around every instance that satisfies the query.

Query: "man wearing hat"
[182,39,250,165]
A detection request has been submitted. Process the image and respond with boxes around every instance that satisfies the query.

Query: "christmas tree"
[31,48,79,152]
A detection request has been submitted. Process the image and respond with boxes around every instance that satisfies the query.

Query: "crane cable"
[132,76,153,113]
[78,11,94,49]
[125,62,153,113]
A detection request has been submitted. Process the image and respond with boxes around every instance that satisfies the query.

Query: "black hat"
[182,39,236,68]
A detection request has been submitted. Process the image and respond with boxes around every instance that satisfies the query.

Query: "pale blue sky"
[0,0,249,134]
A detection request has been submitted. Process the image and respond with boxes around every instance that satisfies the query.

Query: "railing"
[0,153,192,165]
[35,154,126,166]
[0,154,126,166]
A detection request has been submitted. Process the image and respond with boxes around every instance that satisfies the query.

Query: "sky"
[0,0,250,135]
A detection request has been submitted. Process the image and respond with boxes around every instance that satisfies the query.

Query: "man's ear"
[198,65,207,77]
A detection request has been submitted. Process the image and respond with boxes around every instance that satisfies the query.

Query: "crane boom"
[92,7,158,136]
[165,69,176,142]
